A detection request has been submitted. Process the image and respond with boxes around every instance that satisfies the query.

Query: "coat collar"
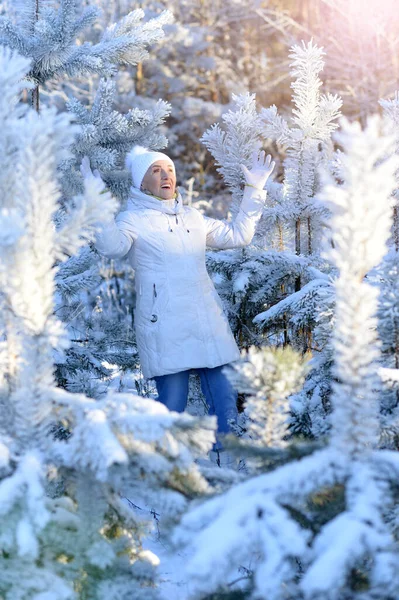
[127,187,183,215]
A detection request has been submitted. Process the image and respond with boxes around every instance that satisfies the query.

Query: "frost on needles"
[0,0,172,97]
[375,92,399,430]
[172,116,399,600]
[0,46,215,600]
[255,40,342,439]
[0,0,174,399]
[201,43,341,439]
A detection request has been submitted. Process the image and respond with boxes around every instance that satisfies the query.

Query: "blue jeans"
[153,364,238,451]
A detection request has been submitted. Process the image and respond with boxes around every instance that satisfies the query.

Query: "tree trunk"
[295,218,301,291]
[135,62,144,96]
[32,0,40,112]
[307,216,312,255]
[394,205,399,252]
[277,218,284,251]
[32,85,40,113]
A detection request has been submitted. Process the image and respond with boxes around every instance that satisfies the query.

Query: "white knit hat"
[126,145,175,189]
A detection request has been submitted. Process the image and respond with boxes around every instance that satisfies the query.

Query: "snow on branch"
[323,115,398,457]
[260,40,342,220]
[0,2,173,85]
[227,346,306,448]
[253,277,332,328]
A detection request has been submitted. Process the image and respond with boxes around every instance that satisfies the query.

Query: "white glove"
[240,150,275,190]
[80,157,117,229]
[80,156,110,202]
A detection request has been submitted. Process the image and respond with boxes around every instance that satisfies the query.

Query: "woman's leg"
[197,364,238,450]
[153,370,190,413]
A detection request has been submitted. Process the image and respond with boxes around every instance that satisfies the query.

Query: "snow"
[379,367,399,383]
[144,534,195,600]
[0,442,10,469]
[253,278,331,325]
[2,7,399,599]
[0,207,24,246]
[16,519,39,558]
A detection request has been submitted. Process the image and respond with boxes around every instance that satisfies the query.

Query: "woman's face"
[141,160,177,200]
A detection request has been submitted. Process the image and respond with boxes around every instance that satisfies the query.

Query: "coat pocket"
[136,281,168,326]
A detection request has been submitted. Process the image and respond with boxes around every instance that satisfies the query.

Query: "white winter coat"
[94,186,266,379]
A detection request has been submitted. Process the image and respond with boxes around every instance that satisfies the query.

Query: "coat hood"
[127,187,184,215]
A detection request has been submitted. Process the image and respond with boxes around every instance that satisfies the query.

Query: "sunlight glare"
[324,0,398,36]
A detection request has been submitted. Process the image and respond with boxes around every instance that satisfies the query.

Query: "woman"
[86,146,275,463]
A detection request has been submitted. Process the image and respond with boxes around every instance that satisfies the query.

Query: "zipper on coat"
[174,198,179,225]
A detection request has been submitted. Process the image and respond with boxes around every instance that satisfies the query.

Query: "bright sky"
[327,0,398,35]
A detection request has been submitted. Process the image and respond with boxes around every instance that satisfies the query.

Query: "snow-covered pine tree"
[0,0,174,397]
[252,40,342,438]
[56,77,171,397]
[299,115,399,600]
[375,92,399,425]
[0,0,172,111]
[259,40,342,266]
[171,115,399,600]
[61,77,171,201]
[114,0,277,192]
[220,345,313,482]
[200,43,340,426]
[0,46,214,599]
[201,92,263,216]
[227,346,306,450]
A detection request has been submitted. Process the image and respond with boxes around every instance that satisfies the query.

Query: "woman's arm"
[203,151,274,250]
[94,213,138,259]
[203,185,266,249]
[80,157,137,259]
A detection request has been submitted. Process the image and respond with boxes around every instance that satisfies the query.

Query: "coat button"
[150,314,158,322]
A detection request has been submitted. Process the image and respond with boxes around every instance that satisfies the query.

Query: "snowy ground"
[140,460,248,600]
[144,533,195,600]
[121,494,196,598]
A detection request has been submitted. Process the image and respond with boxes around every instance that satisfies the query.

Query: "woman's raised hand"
[80,156,110,198]
[240,150,275,191]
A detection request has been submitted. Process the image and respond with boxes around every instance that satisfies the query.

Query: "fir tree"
[253,40,342,438]
[200,93,289,352]
[171,115,399,600]
[375,92,399,424]
[200,43,340,429]
[0,46,214,599]
[201,92,263,215]
[0,0,172,111]
[228,346,306,450]
[56,77,171,396]
[0,0,174,398]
